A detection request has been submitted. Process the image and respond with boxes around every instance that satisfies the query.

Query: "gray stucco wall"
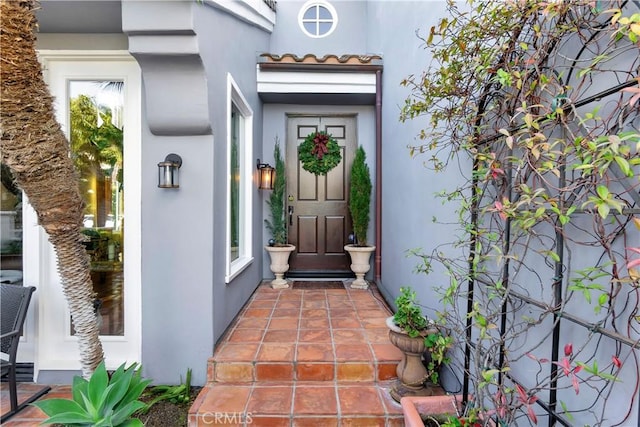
[127,2,271,385]
[366,1,462,316]
[194,3,270,356]
[121,1,216,385]
[269,0,370,56]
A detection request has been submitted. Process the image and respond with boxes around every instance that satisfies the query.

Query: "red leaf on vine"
[622,86,640,107]
[527,405,538,424]
[554,357,572,376]
[612,356,622,368]
[494,200,507,220]
[564,343,573,356]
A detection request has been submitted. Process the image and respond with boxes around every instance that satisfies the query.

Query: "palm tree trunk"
[0,0,104,378]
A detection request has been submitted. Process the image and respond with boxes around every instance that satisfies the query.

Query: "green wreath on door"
[298,131,342,175]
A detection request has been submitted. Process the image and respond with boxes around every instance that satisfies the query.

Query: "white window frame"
[33,51,142,371]
[225,74,254,283]
[298,0,338,38]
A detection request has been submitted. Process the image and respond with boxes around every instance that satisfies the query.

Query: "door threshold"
[286,270,354,279]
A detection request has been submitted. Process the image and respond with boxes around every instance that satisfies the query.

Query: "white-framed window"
[225,74,254,283]
[34,53,142,370]
[298,0,338,38]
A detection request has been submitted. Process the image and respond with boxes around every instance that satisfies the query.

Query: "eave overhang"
[257,53,383,105]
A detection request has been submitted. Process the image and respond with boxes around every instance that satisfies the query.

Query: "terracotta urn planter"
[386,316,439,402]
[264,244,295,289]
[344,244,375,289]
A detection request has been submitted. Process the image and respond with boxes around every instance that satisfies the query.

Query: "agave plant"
[32,361,151,426]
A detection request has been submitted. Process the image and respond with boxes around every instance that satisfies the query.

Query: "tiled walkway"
[1,383,68,426]
[2,281,407,426]
[189,281,406,426]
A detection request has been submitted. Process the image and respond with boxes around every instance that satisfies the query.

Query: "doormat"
[292,281,345,290]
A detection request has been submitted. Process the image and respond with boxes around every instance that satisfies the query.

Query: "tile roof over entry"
[257,53,383,104]
[259,53,383,72]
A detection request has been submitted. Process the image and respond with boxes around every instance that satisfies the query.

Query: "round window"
[298,1,338,38]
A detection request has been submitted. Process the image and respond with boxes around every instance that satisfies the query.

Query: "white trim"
[34,52,142,372]
[205,0,275,32]
[225,74,254,283]
[298,0,338,38]
[257,68,377,94]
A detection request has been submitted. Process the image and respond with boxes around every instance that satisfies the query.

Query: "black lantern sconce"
[158,153,182,188]
[257,159,275,190]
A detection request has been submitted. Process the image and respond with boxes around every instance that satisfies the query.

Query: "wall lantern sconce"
[257,159,275,190]
[158,153,182,189]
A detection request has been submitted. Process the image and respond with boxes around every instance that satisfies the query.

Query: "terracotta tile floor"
[2,281,407,426]
[189,281,406,426]
[1,383,67,426]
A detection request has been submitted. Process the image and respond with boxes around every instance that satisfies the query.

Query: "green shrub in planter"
[349,146,372,246]
[265,139,287,245]
[32,361,151,426]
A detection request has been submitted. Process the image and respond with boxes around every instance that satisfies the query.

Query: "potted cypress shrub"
[264,139,295,289]
[344,146,375,289]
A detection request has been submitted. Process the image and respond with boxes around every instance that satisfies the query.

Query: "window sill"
[225,256,254,284]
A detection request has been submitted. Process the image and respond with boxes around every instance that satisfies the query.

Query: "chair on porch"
[1,284,50,422]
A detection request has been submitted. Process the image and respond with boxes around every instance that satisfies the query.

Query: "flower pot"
[401,395,463,427]
[344,244,375,289]
[264,244,295,289]
[402,395,492,427]
[386,316,439,402]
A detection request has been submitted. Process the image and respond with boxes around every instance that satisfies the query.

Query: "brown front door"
[286,115,356,275]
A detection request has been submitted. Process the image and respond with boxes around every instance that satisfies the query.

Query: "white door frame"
[26,51,142,374]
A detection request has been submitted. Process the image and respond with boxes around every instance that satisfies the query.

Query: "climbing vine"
[402,1,640,425]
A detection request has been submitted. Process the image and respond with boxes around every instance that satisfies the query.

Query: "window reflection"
[0,163,23,286]
[230,106,240,263]
[69,81,124,336]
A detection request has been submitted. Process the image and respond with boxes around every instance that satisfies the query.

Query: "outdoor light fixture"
[158,153,182,189]
[257,159,275,190]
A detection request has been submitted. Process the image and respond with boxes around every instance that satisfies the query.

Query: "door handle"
[288,205,294,226]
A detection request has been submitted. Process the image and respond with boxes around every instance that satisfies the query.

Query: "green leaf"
[72,375,89,404]
[547,251,560,263]
[597,203,610,219]
[111,401,147,425]
[110,362,127,385]
[88,362,109,408]
[40,412,94,425]
[596,185,609,200]
[613,156,632,176]
[79,390,98,419]
[31,398,87,417]
[118,377,151,412]
[120,419,145,427]
[598,293,608,306]
[104,369,133,414]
